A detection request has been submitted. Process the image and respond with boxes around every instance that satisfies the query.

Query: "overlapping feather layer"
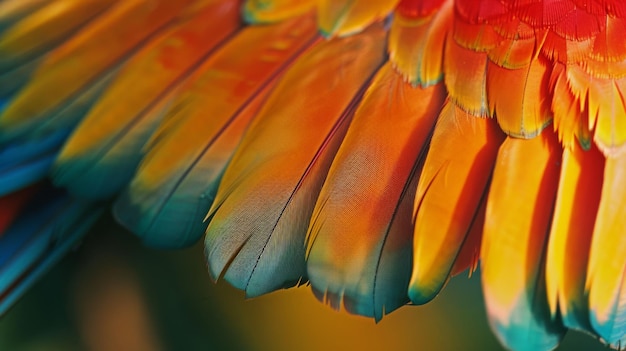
[0,1,625,350]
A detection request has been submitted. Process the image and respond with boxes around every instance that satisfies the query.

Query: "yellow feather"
[481,130,564,350]
[545,143,603,331]
[586,152,626,346]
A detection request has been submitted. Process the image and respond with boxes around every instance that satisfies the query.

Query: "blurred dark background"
[0,213,608,351]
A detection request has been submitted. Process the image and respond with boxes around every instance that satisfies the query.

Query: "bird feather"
[409,101,505,304]
[306,63,445,320]
[204,24,386,298]
[317,0,399,37]
[243,0,316,24]
[0,185,103,316]
[481,130,565,351]
[0,0,117,70]
[587,152,626,347]
[545,143,603,332]
[114,15,319,248]
[52,0,241,199]
[0,0,195,143]
[388,0,451,86]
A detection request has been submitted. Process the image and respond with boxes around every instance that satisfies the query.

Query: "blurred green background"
[0,213,609,351]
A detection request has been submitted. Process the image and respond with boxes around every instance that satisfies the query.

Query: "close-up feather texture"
[0,0,624,350]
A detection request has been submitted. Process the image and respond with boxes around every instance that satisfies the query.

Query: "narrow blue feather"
[0,154,56,196]
[0,186,103,315]
[0,128,68,172]
[0,128,69,196]
[0,188,62,267]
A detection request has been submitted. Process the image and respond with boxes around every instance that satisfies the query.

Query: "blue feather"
[0,186,103,315]
[0,128,68,172]
[0,127,69,196]
[0,154,56,197]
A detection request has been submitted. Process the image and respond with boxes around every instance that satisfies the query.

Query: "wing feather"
[317,0,399,37]
[0,0,195,143]
[545,143,603,332]
[387,0,451,86]
[52,0,240,199]
[0,0,117,70]
[306,63,445,320]
[204,24,386,297]
[481,130,565,351]
[243,0,315,23]
[114,15,319,248]
[0,185,102,315]
[409,101,505,304]
[587,152,626,347]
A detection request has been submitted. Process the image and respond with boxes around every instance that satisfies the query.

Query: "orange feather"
[53,0,241,198]
[589,16,626,63]
[114,14,319,248]
[410,101,505,304]
[0,0,116,70]
[0,0,195,143]
[306,63,445,319]
[204,24,386,297]
[490,17,538,57]
[444,35,489,116]
[387,0,451,86]
[487,56,553,138]
[550,62,592,149]
[1,2,626,350]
